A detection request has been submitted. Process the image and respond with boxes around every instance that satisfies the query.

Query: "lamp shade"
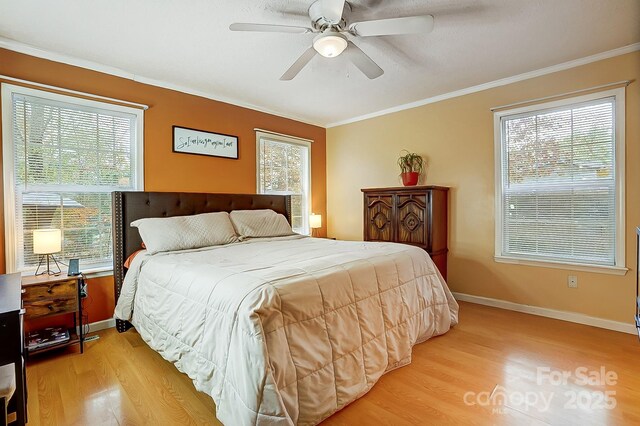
[309,214,322,229]
[33,229,62,254]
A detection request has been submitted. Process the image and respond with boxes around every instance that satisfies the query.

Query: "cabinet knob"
[47,304,54,311]
[47,287,53,294]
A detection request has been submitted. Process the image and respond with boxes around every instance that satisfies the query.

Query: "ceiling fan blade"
[280,47,318,81]
[321,0,346,23]
[349,15,434,37]
[346,42,384,79]
[229,23,312,34]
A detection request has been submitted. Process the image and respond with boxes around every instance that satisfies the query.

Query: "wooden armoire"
[362,186,449,280]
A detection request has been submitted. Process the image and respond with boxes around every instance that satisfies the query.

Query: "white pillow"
[131,212,238,254]
[230,209,295,238]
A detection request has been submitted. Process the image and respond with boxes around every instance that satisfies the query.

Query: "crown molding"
[326,42,640,128]
[0,37,324,128]
[1,36,638,129]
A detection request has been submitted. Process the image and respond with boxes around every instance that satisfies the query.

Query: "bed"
[112,191,459,425]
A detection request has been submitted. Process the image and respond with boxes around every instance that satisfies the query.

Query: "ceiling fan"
[229,0,434,80]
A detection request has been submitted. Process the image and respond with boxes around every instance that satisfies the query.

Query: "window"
[2,84,143,273]
[494,88,625,272]
[256,131,311,234]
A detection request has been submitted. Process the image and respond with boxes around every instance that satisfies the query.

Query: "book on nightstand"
[27,327,70,351]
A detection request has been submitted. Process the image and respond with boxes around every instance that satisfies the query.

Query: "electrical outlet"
[568,276,578,288]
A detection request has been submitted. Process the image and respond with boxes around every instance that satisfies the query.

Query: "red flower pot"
[401,171,420,186]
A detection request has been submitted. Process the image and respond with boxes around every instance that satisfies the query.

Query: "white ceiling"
[0,0,638,126]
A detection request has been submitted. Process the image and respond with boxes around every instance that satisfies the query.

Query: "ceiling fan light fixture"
[313,32,347,58]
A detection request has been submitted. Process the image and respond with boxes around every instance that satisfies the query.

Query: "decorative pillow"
[131,212,238,254]
[124,249,144,269]
[230,209,295,238]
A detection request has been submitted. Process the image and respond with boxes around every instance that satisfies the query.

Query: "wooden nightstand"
[21,274,84,355]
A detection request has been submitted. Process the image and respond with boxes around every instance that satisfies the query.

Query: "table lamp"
[310,213,322,237]
[33,229,62,276]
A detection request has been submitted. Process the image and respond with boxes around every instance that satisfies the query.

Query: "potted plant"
[397,150,424,186]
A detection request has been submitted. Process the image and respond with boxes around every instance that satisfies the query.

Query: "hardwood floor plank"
[25,360,40,423]
[133,344,219,425]
[103,337,164,424]
[325,397,414,425]
[34,359,67,425]
[23,302,640,425]
[93,356,145,425]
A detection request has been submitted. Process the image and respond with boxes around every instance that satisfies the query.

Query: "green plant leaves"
[397,150,424,174]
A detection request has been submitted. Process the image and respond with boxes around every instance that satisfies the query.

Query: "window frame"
[255,130,312,235]
[1,83,144,274]
[493,88,626,275]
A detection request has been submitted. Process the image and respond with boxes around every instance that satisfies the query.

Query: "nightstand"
[21,274,84,355]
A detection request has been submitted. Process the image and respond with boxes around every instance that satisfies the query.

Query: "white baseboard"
[77,318,116,335]
[453,292,637,335]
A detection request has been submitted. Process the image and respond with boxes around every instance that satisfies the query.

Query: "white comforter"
[115,236,458,425]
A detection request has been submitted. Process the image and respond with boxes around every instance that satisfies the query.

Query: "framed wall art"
[172,125,239,159]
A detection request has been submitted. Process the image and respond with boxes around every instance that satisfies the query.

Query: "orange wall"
[0,48,327,325]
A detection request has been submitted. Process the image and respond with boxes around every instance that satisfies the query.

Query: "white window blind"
[495,91,624,269]
[256,132,311,234]
[2,84,143,272]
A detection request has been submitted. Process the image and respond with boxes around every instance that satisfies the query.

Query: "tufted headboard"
[111,191,292,332]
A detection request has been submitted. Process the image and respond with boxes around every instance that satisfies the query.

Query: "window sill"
[82,268,114,279]
[494,256,628,276]
[19,266,114,279]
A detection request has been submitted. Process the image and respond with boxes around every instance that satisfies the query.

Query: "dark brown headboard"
[112,191,291,332]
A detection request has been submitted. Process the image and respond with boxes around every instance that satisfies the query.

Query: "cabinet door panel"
[365,195,394,241]
[396,194,427,246]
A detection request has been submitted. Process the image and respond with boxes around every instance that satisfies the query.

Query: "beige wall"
[327,51,639,324]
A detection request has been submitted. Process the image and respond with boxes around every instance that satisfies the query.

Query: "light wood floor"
[24,302,640,425]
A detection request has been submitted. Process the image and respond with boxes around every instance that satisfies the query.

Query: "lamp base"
[35,254,62,276]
